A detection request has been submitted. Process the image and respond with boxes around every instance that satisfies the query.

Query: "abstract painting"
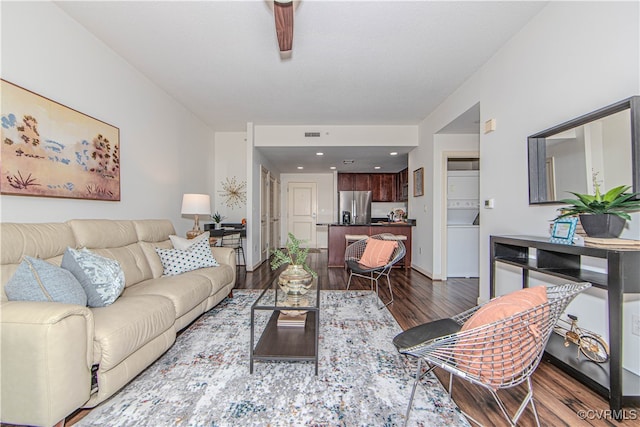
[1,80,120,201]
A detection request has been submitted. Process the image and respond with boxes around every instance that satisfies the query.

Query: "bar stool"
[381,234,408,268]
[345,234,369,244]
[345,235,368,270]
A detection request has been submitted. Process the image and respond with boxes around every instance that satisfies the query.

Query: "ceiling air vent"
[343,160,355,165]
[304,132,321,138]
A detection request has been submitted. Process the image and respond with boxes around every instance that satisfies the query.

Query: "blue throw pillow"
[5,256,87,305]
[61,248,125,307]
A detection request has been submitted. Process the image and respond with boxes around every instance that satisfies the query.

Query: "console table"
[490,235,640,416]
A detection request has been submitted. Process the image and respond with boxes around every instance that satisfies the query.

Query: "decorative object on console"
[549,217,578,245]
[181,193,211,239]
[555,178,640,238]
[218,176,246,209]
[271,232,317,300]
[0,79,120,201]
[413,167,424,197]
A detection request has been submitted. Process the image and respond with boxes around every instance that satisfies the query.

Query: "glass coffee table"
[250,275,320,374]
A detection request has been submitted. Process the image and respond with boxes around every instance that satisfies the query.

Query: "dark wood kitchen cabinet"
[337,173,355,191]
[371,174,396,202]
[337,173,371,191]
[354,174,371,191]
[396,168,408,202]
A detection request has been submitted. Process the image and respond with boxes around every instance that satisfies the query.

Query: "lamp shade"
[181,194,211,216]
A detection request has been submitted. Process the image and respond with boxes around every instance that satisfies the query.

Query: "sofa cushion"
[155,238,219,276]
[139,240,173,279]
[5,257,87,306]
[123,273,212,319]
[62,248,125,307]
[91,295,175,370]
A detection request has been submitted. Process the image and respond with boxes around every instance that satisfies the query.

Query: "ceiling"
[56,1,546,173]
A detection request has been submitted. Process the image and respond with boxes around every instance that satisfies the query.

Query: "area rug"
[78,290,469,427]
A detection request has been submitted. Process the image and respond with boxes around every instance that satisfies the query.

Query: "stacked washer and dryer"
[446,170,480,277]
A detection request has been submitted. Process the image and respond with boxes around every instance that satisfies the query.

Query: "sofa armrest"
[211,247,237,269]
[0,301,94,427]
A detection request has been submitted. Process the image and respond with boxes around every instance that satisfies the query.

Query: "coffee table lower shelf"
[251,310,318,374]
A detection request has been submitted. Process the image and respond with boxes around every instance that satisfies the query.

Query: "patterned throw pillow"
[169,231,210,250]
[61,248,125,307]
[5,256,87,305]
[155,237,219,276]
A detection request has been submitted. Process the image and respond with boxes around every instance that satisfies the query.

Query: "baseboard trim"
[411,265,442,281]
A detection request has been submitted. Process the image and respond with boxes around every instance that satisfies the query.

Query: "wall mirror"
[528,96,639,204]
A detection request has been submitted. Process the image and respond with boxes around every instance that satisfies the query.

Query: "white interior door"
[260,167,270,262]
[287,182,317,248]
[269,175,280,249]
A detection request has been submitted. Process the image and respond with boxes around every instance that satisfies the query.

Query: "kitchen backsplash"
[372,202,407,218]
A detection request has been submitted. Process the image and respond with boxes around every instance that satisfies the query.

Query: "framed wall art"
[413,167,424,197]
[1,79,120,201]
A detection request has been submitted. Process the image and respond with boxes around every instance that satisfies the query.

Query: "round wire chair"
[345,233,406,308]
[393,282,592,427]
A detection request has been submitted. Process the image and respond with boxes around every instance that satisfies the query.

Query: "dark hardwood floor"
[239,250,638,427]
[64,250,638,426]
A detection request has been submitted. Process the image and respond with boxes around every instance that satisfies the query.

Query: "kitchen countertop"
[317,222,415,226]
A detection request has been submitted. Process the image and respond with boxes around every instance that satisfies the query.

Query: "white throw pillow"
[155,237,219,276]
[169,231,210,250]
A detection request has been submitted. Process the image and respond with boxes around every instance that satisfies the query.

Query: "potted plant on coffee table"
[271,233,317,298]
[555,183,640,238]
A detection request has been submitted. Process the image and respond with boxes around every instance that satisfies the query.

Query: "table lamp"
[181,193,211,239]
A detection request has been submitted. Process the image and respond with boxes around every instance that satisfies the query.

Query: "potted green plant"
[212,211,225,229]
[271,233,317,297]
[555,182,640,238]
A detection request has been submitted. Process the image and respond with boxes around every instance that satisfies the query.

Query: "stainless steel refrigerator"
[339,191,372,224]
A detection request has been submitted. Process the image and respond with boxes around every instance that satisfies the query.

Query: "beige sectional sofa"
[0,219,236,427]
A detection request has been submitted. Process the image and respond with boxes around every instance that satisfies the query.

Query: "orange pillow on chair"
[359,239,398,268]
[455,286,549,389]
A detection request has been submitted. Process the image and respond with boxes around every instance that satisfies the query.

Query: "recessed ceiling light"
[330,166,336,170]
[390,152,398,156]
[374,166,381,170]
[297,166,304,170]
[316,152,324,156]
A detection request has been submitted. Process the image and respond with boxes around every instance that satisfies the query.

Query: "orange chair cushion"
[456,286,548,388]
[359,239,398,268]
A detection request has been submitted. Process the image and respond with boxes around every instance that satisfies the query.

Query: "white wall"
[254,125,418,147]
[0,2,213,236]
[410,1,639,374]
[247,123,281,270]
[213,132,247,223]
[280,173,335,248]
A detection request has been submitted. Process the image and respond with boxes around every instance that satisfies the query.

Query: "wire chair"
[221,232,245,267]
[345,233,406,308]
[393,282,591,427]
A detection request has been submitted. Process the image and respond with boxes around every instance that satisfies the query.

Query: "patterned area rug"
[78,290,469,427]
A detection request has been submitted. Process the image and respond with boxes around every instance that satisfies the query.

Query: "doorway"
[444,157,480,278]
[287,182,317,248]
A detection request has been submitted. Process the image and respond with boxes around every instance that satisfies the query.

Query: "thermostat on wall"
[484,199,495,209]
